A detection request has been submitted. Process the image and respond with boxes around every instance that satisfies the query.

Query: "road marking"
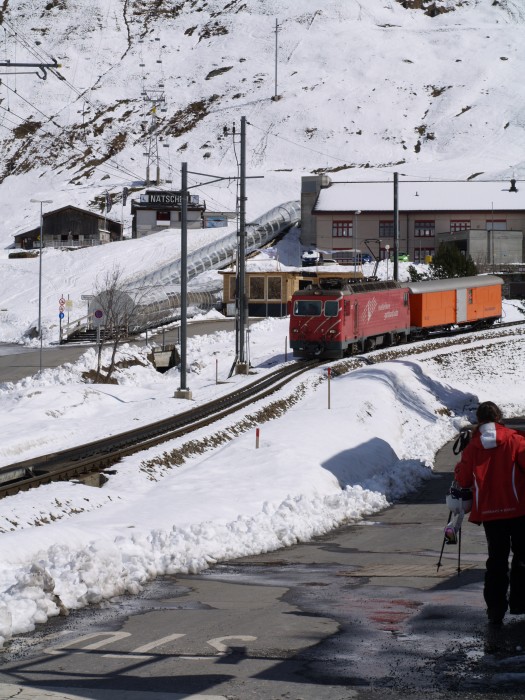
[207,635,257,653]
[0,685,227,699]
[44,632,258,659]
[44,631,131,655]
[104,632,187,659]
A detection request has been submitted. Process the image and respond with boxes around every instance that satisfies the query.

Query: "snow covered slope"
[1,0,524,249]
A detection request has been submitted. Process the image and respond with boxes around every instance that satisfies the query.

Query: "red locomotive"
[289,276,503,359]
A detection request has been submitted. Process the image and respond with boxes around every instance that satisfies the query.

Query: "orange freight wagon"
[407,276,503,331]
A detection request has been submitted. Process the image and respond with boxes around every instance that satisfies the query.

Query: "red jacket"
[454,422,525,523]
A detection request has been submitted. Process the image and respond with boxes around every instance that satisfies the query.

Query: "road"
[0,318,241,383]
[1,427,525,699]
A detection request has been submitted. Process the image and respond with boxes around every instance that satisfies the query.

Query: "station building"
[301,176,525,267]
[130,190,206,238]
[220,263,362,318]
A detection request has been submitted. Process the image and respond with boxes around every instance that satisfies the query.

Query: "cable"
[0,18,145,185]
[248,119,358,167]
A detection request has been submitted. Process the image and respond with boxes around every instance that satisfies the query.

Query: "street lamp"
[30,197,53,371]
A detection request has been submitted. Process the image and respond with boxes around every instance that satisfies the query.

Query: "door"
[456,289,467,323]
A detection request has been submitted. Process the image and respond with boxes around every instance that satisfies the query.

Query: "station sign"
[139,191,200,206]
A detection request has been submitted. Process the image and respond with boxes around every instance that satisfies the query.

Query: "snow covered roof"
[314,181,525,214]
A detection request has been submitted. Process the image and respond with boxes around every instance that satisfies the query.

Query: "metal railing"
[127,200,300,288]
[63,201,300,341]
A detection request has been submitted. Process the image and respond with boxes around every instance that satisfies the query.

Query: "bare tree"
[91,266,143,383]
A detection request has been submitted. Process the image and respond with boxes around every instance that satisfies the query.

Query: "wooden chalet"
[14,205,122,250]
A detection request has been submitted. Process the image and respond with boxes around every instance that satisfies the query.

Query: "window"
[486,220,507,231]
[379,221,394,237]
[294,300,322,316]
[325,300,339,317]
[450,220,470,232]
[414,247,434,263]
[468,289,473,304]
[332,250,364,264]
[332,250,352,264]
[156,210,171,226]
[332,220,353,237]
[249,276,264,300]
[228,276,236,301]
[267,277,282,300]
[414,220,435,237]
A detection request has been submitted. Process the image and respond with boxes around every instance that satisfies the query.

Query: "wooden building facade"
[220,268,363,318]
[14,206,122,250]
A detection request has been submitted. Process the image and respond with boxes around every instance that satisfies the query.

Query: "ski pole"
[457,528,461,575]
[436,511,452,572]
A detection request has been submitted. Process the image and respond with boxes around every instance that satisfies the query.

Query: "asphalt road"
[0,318,240,383]
[2,427,525,699]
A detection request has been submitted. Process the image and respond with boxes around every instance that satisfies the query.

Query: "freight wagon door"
[456,289,468,323]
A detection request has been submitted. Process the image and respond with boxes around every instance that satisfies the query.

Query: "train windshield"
[324,300,339,317]
[294,300,322,316]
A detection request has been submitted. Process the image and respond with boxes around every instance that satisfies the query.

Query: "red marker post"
[327,367,331,410]
[256,427,260,449]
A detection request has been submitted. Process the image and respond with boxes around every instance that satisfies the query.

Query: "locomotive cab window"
[468,289,473,304]
[294,300,322,316]
[324,300,339,317]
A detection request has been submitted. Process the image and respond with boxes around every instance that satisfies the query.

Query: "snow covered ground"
[1,0,525,658]
[0,297,524,648]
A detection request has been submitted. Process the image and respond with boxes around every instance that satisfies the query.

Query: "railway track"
[0,360,319,498]
[1,318,524,499]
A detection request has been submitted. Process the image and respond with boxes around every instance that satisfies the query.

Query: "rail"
[0,359,318,498]
[5,318,525,497]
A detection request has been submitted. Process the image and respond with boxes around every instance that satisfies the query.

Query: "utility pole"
[0,58,63,371]
[237,116,248,373]
[273,19,280,101]
[175,162,191,399]
[30,198,53,372]
[142,87,166,185]
[393,172,399,282]
[174,120,263,396]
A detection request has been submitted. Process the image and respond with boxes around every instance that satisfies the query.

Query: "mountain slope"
[0,0,523,248]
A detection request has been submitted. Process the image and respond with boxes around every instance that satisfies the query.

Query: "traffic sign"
[59,312,64,319]
[59,296,66,305]
[92,308,104,327]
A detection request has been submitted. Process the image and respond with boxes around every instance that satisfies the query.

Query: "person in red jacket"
[454,401,525,626]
